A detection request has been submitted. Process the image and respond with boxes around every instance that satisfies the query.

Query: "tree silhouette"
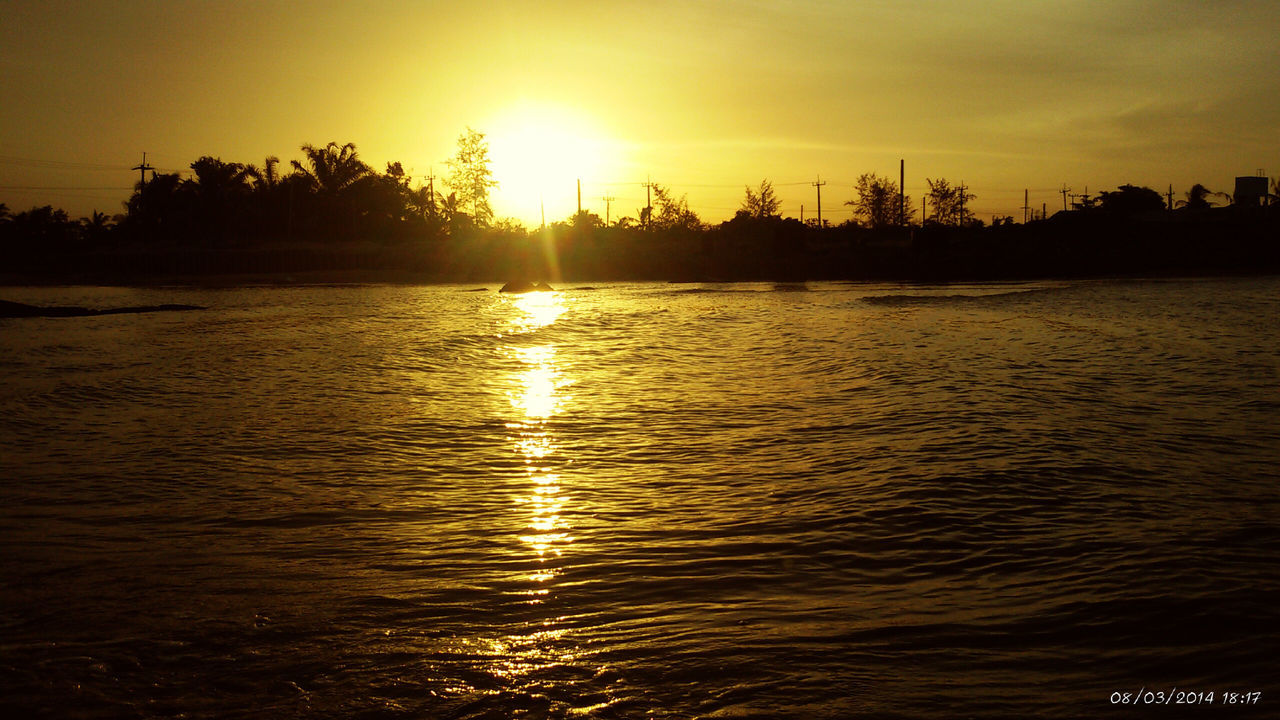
[649,183,702,232]
[287,142,373,239]
[924,178,974,226]
[343,161,421,239]
[846,172,913,228]
[184,156,258,243]
[123,172,191,241]
[569,210,603,229]
[1176,183,1216,210]
[409,185,441,229]
[436,191,476,236]
[446,127,497,226]
[7,205,79,246]
[245,156,281,192]
[80,210,113,243]
[291,142,371,195]
[1097,184,1165,214]
[739,179,781,220]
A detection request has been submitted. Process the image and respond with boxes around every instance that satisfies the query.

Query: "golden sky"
[2,0,1277,226]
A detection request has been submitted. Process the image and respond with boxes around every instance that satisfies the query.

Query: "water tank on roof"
[1234,176,1269,206]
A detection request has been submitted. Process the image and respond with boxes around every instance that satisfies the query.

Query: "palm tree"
[245,156,281,192]
[1176,183,1216,210]
[291,142,370,195]
[188,156,253,198]
[440,191,471,233]
[80,210,112,243]
[288,143,374,240]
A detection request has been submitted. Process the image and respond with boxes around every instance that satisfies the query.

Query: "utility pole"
[899,159,905,226]
[132,152,154,189]
[577,178,581,216]
[1022,189,1031,224]
[1167,184,1174,210]
[601,195,615,226]
[922,196,926,224]
[800,204,804,223]
[425,168,436,216]
[642,176,654,232]
[812,176,826,228]
[1060,184,1071,212]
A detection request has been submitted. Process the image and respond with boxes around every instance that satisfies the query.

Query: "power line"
[0,185,132,190]
[0,155,129,171]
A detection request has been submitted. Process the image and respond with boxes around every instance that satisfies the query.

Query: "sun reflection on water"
[506,290,564,334]
[502,290,574,592]
[483,290,589,687]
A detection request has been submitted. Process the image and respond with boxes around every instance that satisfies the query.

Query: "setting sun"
[484,102,627,227]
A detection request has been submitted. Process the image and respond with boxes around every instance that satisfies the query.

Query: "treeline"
[2,135,1278,284]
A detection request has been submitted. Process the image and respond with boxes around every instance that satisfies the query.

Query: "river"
[2,278,1277,718]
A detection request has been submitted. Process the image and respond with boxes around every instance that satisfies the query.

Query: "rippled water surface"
[2,279,1278,718]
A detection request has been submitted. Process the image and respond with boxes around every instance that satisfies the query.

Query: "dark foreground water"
[1,278,1278,719]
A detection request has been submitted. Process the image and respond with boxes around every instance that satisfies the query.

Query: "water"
[2,278,1278,718]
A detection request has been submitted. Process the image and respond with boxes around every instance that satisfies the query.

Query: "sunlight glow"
[508,291,565,334]
[485,102,626,226]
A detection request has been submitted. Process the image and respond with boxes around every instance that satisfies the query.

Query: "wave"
[859,285,1070,306]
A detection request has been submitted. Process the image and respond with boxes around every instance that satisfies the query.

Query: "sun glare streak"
[537,228,562,284]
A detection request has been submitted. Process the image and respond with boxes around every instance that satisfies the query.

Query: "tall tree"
[1176,183,1216,210]
[79,210,113,243]
[123,172,191,241]
[291,142,371,195]
[188,157,253,203]
[245,156,282,192]
[739,179,781,220]
[649,183,702,232]
[446,127,497,226]
[846,173,913,228]
[924,178,975,226]
[185,156,257,242]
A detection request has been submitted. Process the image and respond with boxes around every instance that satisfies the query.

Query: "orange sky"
[3,1,1277,227]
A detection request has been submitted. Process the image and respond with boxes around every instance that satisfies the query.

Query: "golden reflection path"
[488,290,581,682]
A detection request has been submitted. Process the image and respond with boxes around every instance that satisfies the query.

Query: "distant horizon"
[0,142,1269,229]
[3,2,1277,227]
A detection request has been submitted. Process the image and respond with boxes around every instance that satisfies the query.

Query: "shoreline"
[5,210,1278,288]
[4,266,1278,289]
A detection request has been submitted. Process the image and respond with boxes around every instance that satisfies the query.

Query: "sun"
[484,102,624,227]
